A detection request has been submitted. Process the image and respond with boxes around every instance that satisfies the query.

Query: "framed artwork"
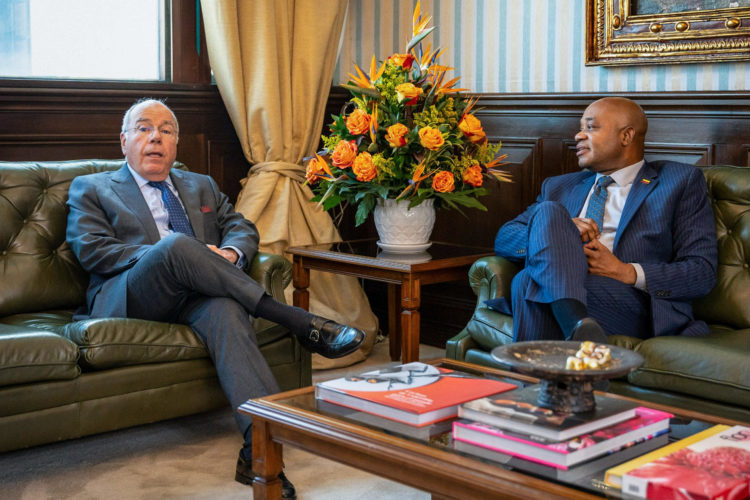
[586,0,750,65]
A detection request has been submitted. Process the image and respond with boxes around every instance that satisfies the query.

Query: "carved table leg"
[292,257,310,311]
[400,275,421,363]
[252,419,283,500]
[388,283,401,361]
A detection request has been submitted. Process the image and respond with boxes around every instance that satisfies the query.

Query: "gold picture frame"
[586,0,750,65]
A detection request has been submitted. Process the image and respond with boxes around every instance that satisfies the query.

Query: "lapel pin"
[640,178,651,184]
[200,206,212,213]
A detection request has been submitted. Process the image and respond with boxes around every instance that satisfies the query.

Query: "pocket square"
[200,206,212,213]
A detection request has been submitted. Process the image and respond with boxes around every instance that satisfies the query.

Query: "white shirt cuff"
[222,246,245,268]
[631,263,647,291]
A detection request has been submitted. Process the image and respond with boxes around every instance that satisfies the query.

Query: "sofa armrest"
[468,256,521,304]
[247,252,293,304]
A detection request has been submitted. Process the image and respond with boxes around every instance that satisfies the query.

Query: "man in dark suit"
[66,98,364,498]
[491,97,717,342]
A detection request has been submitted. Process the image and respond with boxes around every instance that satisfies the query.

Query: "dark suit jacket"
[66,164,259,318]
[494,160,718,337]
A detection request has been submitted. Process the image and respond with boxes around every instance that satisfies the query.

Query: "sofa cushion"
[628,326,750,408]
[467,306,514,351]
[61,318,209,370]
[0,324,80,387]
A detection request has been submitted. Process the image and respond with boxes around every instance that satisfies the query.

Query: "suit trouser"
[510,201,652,341]
[124,233,280,444]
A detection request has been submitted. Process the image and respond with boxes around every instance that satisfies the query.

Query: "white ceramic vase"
[373,198,436,252]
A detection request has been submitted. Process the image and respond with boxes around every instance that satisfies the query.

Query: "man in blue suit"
[66,98,365,498]
[491,97,717,342]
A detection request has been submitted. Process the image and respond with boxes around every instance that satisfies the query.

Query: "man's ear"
[621,126,635,146]
[120,132,127,155]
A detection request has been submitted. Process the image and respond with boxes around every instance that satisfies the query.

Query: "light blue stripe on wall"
[335,0,750,92]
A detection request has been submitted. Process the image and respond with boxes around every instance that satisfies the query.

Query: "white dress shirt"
[578,160,647,290]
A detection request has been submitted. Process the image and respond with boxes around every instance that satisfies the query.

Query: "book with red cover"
[459,384,639,441]
[314,362,517,426]
[453,407,672,469]
[622,425,750,500]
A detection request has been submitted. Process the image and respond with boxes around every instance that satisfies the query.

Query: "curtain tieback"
[248,161,306,183]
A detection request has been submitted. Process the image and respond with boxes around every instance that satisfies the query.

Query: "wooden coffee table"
[239,359,744,499]
[287,239,493,363]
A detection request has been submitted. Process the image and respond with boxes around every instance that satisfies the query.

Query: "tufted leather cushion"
[0,324,80,386]
[694,166,750,329]
[0,160,187,318]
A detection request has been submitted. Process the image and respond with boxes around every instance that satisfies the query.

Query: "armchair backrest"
[693,166,750,329]
[0,160,185,317]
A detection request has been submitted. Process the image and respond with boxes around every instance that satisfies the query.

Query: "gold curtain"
[200,0,379,368]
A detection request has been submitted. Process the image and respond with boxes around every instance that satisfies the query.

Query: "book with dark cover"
[453,431,669,483]
[453,407,672,469]
[315,362,517,426]
[622,425,750,500]
[458,384,638,441]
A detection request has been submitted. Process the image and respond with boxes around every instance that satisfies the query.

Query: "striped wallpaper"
[334,0,750,92]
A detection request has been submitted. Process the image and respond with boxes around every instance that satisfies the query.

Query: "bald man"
[490,97,717,342]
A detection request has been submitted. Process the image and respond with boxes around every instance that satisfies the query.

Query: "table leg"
[400,275,421,363]
[292,257,310,311]
[252,419,284,500]
[387,284,401,361]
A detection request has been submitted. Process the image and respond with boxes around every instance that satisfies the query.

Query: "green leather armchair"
[447,166,750,423]
[0,160,311,453]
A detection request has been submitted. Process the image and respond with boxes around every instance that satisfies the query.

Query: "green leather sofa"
[447,165,750,423]
[0,159,311,453]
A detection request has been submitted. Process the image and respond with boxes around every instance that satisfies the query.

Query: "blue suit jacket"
[66,164,260,319]
[494,160,718,337]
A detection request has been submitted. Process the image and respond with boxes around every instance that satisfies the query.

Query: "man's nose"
[574,130,586,140]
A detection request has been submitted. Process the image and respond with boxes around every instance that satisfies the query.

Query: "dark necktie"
[585,175,615,232]
[148,181,195,236]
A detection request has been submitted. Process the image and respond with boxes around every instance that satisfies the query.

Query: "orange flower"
[331,140,358,168]
[418,126,445,150]
[346,109,371,135]
[458,114,487,143]
[432,171,455,193]
[305,155,329,184]
[385,123,409,148]
[352,152,377,181]
[389,53,415,69]
[462,164,483,187]
[395,83,424,104]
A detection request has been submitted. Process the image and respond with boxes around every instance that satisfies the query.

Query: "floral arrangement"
[306,1,510,226]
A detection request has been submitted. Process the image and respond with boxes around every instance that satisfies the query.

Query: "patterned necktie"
[148,181,195,236]
[585,175,615,232]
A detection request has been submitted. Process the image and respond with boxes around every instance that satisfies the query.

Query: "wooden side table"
[286,239,493,362]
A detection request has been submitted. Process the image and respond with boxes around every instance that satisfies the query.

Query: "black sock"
[255,294,312,335]
[550,299,588,339]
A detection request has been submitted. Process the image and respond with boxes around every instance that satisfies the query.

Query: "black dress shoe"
[570,317,608,344]
[295,315,365,358]
[235,453,296,499]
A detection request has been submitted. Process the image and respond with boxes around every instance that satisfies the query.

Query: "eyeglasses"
[127,124,177,139]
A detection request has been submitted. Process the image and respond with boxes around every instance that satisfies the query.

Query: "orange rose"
[432,171,455,193]
[389,53,415,69]
[385,123,409,148]
[462,164,484,187]
[305,156,327,184]
[346,109,371,135]
[458,114,487,143]
[395,82,423,104]
[418,126,445,150]
[331,140,358,168]
[352,152,377,181]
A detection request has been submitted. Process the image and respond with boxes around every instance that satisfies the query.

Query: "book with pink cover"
[314,362,517,426]
[622,425,750,500]
[453,407,672,469]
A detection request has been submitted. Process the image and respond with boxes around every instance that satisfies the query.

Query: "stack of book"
[314,362,518,438]
[452,384,672,479]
